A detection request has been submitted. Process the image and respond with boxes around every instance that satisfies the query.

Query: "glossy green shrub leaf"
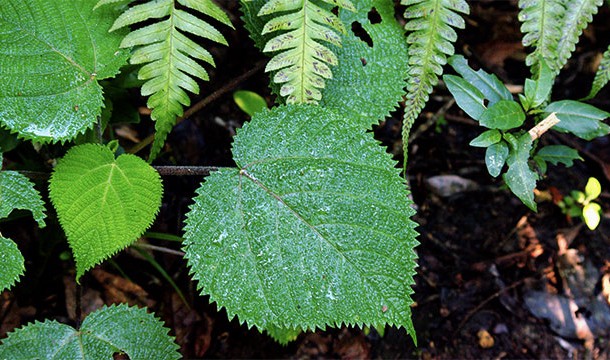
[49,144,163,280]
[523,58,553,109]
[535,145,582,167]
[545,100,610,140]
[503,134,537,211]
[479,100,526,130]
[583,202,602,230]
[470,130,501,148]
[242,0,410,127]
[234,90,268,116]
[485,141,509,177]
[443,75,486,120]
[0,0,130,143]
[0,304,180,359]
[97,0,233,161]
[0,165,46,228]
[184,105,418,339]
[0,236,25,291]
[448,55,512,104]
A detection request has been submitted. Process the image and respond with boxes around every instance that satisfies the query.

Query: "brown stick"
[529,112,560,140]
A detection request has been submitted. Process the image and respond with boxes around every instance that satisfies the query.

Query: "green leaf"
[518,0,565,75]
[503,134,537,211]
[264,325,302,345]
[0,236,25,291]
[479,100,526,130]
[545,100,610,140]
[183,105,418,339]
[0,170,46,227]
[443,74,486,120]
[321,0,410,126]
[582,202,602,230]
[49,144,163,280]
[99,0,233,161]
[485,141,509,177]
[0,128,19,153]
[242,0,410,127]
[257,0,355,104]
[523,58,553,109]
[233,90,268,116]
[585,177,601,200]
[470,129,501,147]
[448,55,513,104]
[0,0,130,143]
[401,0,470,156]
[535,145,582,167]
[587,45,610,99]
[0,304,180,359]
[554,0,603,75]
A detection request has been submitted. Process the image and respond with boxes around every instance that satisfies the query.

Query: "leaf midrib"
[0,3,92,77]
[238,168,393,319]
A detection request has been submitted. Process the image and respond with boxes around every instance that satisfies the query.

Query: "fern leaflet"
[258,0,355,104]
[400,0,469,159]
[518,0,565,75]
[96,0,233,161]
[587,45,610,99]
[555,0,602,72]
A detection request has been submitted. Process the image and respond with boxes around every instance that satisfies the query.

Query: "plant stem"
[133,243,185,257]
[144,231,183,242]
[529,112,560,140]
[17,165,231,180]
[154,165,219,176]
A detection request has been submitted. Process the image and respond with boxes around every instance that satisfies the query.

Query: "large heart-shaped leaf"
[0,0,130,142]
[0,236,25,291]
[183,105,418,339]
[0,304,180,359]
[49,144,162,279]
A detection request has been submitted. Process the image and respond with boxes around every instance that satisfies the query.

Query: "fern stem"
[127,61,266,155]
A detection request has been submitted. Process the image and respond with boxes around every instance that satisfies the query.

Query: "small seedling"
[233,90,268,116]
[558,177,604,230]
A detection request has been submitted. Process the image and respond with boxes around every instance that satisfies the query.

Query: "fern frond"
[97,0,233,161]
[518,0,566,75]
[400,0,469,158]
[587,45,610,99]
[258,0,355,104]
[555,0,602,73]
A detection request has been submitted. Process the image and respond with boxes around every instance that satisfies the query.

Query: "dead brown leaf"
[91,268,154,308]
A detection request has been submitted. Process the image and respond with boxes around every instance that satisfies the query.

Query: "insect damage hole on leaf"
[367,8,381,24]
[351,21,374,48]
